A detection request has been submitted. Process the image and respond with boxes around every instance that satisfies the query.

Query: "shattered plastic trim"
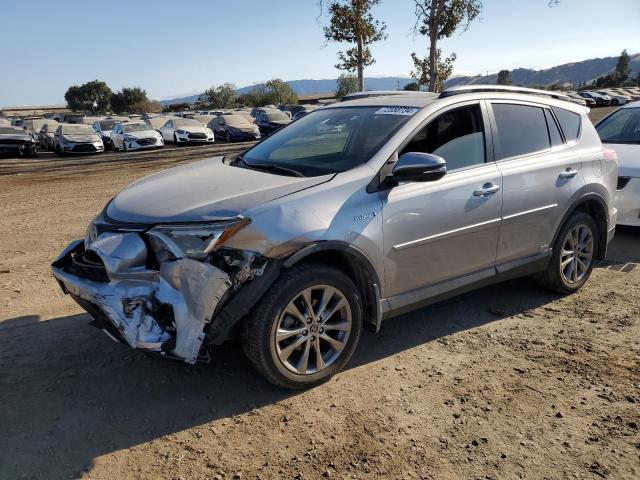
[52,233,232,364]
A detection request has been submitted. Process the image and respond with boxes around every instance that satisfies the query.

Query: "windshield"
[61,125,94,135]
[123,123,150,133]
[174,118,201,127]
[99,120,117,130]
[242,106,417,176]
[596,107,640,144]
[266,112,290,122]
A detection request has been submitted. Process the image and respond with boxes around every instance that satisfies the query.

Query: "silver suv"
[52,86,618,389]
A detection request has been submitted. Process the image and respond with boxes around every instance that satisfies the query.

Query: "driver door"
[382,101,503,303]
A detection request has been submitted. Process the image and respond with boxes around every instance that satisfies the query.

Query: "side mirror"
[391,152,447,184]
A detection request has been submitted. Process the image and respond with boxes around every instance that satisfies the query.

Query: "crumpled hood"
[603,143,640,177]
[107,157,332,223]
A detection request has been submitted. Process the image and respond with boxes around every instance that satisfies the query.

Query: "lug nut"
[303,330,308,335]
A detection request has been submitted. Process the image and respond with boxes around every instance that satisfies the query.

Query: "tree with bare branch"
[321,0,387,91]
[411,0,481,91]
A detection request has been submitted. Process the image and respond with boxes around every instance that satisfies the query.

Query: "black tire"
[25,147,37,158]
[538,212,599,294]
[242,263,363,389]
[225,131,232,143]
[611,99,619,106]
[54,143,63,156]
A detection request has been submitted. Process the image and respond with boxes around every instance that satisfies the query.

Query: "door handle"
[559,168,578,179]
[473,183,500,197]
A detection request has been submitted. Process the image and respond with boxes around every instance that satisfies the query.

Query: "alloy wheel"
[560,224,594,284]
[274,285,352,375]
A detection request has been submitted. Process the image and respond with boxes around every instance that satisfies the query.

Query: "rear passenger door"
[488,101,585,268]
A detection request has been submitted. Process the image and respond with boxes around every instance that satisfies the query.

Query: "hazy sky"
[1,0,638,106]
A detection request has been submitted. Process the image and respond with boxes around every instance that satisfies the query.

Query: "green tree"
[615,49,631,84]
[322,0,387,91]
[265,79,298,105]
[497,69,511,85]
[199,83,237,109]
[64,80,112,114]
[411,0,481,92]
[403,81,421,91]
[336,73,359,99]
[110,87,149,114]
[411,49,456,92]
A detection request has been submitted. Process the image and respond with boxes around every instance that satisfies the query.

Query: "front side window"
[596,107,640,144]
[492,103,550,159]
[242,106,416,176]
[401,104,485,171]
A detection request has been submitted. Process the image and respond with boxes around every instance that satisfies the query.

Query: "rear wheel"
[611,99,619,106]
[539,212,598,294]
[226,131,232,143]
[242,263,363,389]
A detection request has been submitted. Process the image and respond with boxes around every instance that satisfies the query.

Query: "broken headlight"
[147,217,250,261]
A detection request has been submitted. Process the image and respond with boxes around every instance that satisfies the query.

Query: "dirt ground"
[1,122,639,480]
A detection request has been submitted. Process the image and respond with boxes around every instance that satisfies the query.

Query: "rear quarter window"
[552,106,581,142]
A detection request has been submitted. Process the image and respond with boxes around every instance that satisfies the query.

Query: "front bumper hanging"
[51,234,232,364]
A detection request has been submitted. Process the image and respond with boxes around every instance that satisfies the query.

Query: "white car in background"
[596,100,640,226]
[596,90,630,106]
[111,121,164,151]
[159,117,215,144]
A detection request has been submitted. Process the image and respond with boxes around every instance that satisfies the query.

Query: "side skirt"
[382,250,551,321]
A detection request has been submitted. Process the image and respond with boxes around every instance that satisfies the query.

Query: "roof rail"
[439,85,571,102]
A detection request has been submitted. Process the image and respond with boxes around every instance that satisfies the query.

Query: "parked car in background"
[566,92,592,107]
[37,121,61,150]
[595,90,630,106]
[255,110,292,135]
[159,117,215,144]
[578,91,611,107]
[22,118,52,145]
[54,124,104,155]
[0,126,37,157]
[209,114,261,142]
[92,119,119,151]
[191,114,215,127]
[596,100,640,226]
[111,121,164,151]
[51,85,616,388]
[146,115,176,131]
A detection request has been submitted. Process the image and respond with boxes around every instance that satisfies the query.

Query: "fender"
[282,241,385,332]
[552,189,609,260]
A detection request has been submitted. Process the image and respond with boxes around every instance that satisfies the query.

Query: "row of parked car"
[0,104,319,157]
[566,87,640,108]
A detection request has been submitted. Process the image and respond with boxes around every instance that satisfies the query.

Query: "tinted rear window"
[492,104,550,159]
[552,107,581,141]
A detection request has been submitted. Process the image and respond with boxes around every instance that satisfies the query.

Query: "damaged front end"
[51,217,276,364]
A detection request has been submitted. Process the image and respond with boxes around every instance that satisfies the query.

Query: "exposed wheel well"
[565,198,608,260]
[284,249,380,331]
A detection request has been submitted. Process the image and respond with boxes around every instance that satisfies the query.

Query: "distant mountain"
[160,77,415,105]
[160,53,640,105]
[445,53,640,88]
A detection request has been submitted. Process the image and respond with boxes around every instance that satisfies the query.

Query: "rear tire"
[226,132,232,143]
[242,263,363,389]
[611,99,619,106]
[538,212,598,294]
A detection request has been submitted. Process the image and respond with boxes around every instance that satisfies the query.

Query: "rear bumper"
[51,236,231,364]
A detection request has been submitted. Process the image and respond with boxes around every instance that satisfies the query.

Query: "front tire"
[242,263,363,389]
[539,212,598,294]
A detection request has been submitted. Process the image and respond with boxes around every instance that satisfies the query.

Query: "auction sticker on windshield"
[375,106,419,116]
